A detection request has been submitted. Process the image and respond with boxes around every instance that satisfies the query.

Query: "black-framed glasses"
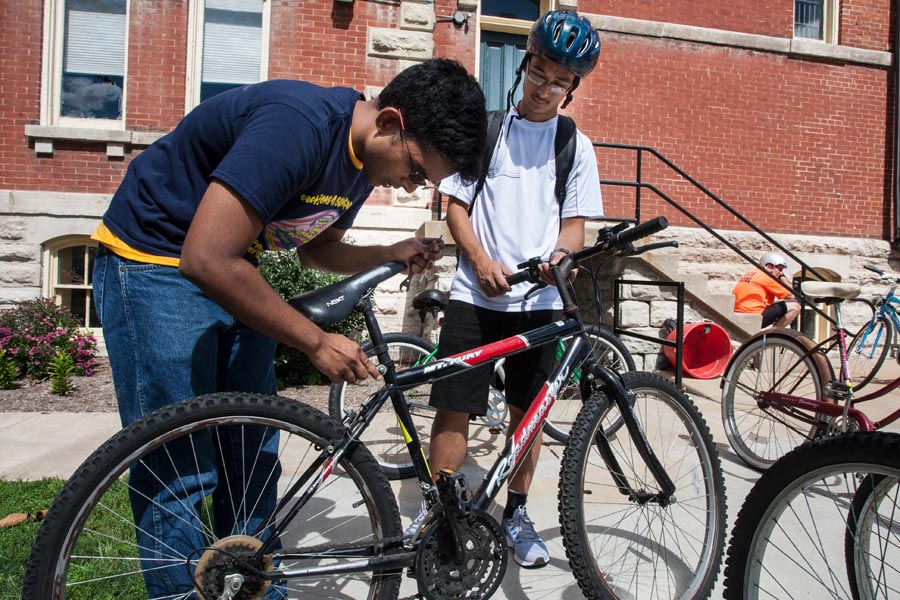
[398,111,428,187]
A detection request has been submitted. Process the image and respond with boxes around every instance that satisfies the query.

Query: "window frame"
[39,0,130,130]
[42,237,101,332]
[184,0,271,112]
[794,0,839,44]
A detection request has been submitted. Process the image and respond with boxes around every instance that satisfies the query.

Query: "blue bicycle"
[848,265,900,389]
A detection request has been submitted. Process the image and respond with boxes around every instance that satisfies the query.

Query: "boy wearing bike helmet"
[733,251,801,328]
[418,10,603,568]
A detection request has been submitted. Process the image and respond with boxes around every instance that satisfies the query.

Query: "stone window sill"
[24,125,166,158]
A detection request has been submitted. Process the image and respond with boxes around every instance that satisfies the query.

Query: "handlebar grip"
[611,216,669,247]
[865,265,885,275]
[506,270,532,286]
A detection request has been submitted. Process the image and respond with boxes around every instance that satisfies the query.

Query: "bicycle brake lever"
[524,282,547,300]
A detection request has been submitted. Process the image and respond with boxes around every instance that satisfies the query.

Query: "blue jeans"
[93,247,281,597]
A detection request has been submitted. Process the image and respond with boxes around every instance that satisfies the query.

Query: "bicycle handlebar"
[864,264,900,283]
[505,217,671,289]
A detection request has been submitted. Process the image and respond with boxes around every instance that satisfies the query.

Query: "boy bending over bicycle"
[91,59,485,597]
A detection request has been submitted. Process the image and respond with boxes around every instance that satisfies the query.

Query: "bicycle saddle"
[288,261,407,326]
[412,288,449,312]
[799,281,861,302]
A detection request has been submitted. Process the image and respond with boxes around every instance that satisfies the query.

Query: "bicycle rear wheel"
[847,315,892,390]
[23,393,402,600]
[328,333,436,480]
[543,325,636,443]
[721,333,827,471]
[559,371,726,600]
[723,432,900,600]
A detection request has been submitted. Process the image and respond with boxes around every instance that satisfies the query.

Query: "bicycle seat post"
[356,295,395,379]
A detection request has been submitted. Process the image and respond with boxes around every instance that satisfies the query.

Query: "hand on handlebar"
[537,252,577,286]
[473,255,512,297]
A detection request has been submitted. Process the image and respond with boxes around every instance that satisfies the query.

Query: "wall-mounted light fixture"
[436,11,469,28]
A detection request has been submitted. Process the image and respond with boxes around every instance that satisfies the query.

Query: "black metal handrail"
[595,142,836,325]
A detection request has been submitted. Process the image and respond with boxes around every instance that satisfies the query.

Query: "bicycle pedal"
[436,469,472,512]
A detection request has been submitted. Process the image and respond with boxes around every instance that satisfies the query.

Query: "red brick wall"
[1,1,894,239]
[552,31,892,238]
[432,0,477,73]
[590,0,792,37]
[126,0,188,132]
[841,0,894,50]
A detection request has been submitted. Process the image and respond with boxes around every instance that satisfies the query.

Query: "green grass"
[0,477,145,599]
[0,478,65,599]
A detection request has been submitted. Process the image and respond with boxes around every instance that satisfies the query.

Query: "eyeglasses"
[524,70,569,95]
[397,111,428,187]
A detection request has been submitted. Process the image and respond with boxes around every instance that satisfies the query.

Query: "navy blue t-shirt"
[104,80,372,259]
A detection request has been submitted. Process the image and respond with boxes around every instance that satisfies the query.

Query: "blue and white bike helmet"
[526,10,601,78]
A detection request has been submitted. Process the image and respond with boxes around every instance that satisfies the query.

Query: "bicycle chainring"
[479,388,508,429]
[415,509,507,600]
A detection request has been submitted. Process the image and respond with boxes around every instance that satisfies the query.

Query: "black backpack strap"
[468,109,507,215]
[554,115,577,218]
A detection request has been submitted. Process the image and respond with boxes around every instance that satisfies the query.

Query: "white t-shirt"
[438,107,604,312]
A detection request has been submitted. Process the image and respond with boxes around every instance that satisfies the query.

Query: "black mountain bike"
[24,217,726,600]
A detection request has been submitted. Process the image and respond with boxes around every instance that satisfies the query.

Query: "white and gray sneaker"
[404,501,428,538]
[502,506,549,568]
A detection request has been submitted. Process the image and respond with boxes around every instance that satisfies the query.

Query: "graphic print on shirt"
[264,210,339,250]
[261,192,354,250]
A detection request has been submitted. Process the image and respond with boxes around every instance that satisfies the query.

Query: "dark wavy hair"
[377,58,486,184]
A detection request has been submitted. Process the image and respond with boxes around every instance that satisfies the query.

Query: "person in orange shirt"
[733,252,801,328]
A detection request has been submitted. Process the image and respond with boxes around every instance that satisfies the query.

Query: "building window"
[46,240,100,329]
[794,0,838,43]
[482,0,540,21]
[41,0,128,127]
[186,0,269,110]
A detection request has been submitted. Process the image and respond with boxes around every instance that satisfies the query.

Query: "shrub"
[258,251,368,386]
[49,350,77,395]
[0,298,98,380]
[0,350,17,390]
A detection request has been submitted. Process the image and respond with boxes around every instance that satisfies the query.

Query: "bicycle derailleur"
[415,469,507,600]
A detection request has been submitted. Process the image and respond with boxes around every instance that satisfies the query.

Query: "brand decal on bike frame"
[486,365,570,496]
[422,349,486,375]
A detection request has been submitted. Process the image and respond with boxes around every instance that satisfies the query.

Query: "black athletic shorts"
[761,301,788,328]
[429,300,560,415]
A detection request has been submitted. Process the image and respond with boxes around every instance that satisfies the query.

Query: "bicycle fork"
[589,365,677,505]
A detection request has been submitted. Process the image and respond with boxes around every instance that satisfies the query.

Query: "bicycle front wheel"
[543,325,636,443]
[723,432,900,600]
[328,333,435,480]
[721,333,827,471]
[24,393,402,600]
[847,315,892,390]
[559,371,726,600]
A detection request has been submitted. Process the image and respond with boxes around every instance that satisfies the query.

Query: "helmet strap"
[560,77,580,109]
[506,55,530,112]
